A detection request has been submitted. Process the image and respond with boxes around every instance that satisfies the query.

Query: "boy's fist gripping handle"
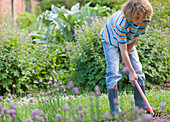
[134,80,154,116]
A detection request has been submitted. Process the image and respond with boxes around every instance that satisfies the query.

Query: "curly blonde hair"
[121,0,153,21]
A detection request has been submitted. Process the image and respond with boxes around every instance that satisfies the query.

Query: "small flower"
[159,102,166,111]
[54,83,57,87]
[57,108,61,112]
[39,79,42,83]
[0,96,3,101]
[47,85,50,89]
[26,119,31,122]
[27,94,30,98]
[94,85,101,96]
[29,98,34,103]
[63,105,69,111]
[143,114,153,121]
[102,111,110,120]
[32,109,43,120]
[73,87,79,95]
[49,77,53,81]
[56,114,62,120]
[0,105,3,110]
[9,109,16,116]
[44,115,48,119]
[54,79,57,83]
[52,70,57,76]
[67,81,74,89]
[9,103,16,109]
[12,84,16,88]
[8,93,11,98]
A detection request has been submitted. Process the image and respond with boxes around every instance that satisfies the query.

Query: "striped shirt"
[101,11,150,47]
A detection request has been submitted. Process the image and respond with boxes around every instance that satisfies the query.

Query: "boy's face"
[131,16,145,26]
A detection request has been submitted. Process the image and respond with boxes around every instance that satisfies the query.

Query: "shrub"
[0,23,54,95]
[66,17,108,92]
[137,26,170,85]
[16,12,36,32]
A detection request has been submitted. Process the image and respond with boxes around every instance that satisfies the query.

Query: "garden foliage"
[0,24,54,95]
[66,17,108,92]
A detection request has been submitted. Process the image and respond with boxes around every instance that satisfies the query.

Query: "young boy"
[101,0,155,114]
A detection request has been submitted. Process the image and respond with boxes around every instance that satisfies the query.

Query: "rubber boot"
[133,86,155,113]
[108,89,119,115]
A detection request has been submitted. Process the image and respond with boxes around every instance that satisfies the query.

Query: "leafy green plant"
[32,2,112,43]
[137,26,170,85]
[66,17,108,92]
[16,12,36,31]
[0,23,55,95]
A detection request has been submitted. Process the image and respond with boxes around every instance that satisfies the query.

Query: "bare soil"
[153,113,170,122]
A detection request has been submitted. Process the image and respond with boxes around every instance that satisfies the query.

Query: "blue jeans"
[102,42,145,89]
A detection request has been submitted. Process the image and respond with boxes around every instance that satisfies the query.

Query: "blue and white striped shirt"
[101,11,150,47]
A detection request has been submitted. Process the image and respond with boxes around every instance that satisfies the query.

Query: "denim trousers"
[102,42,145,89]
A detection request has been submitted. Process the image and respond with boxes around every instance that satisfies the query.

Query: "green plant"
[16,12,36,31]
[137,26,170,85]
[66,17,108,92]
[0,23,55,95]
[33,2,112,43]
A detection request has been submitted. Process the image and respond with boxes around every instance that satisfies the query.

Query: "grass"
[0,88,169,122]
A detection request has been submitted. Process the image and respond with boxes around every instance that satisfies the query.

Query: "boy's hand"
[129,71,138,84]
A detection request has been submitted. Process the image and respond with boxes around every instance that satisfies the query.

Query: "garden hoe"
[122,64,161,117]
[134,80,161,117]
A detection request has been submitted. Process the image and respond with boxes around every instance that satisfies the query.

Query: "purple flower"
[54,79,57,83]
[12,84,16,88]
[8,93,11,98]
[21,98,24,101]
[9,103,16,109]
[26,119,31,122]
[0,105,3,110]
[102,111,110,120]
[94,85,101,96]
[0,96,3,101]
[27,94,30,98]
[49,77,53,81]
[73,87,79,95]
[159,102,166,111]
[32,109,43,120]
[29,98,34,103]
[39,79,43,83]
[54,83,57,87]
[9,109,16,116]
[56,114,62,120]
[143,114,153,121]
[44,115,48,119]
[67,81,74,89]
[47,81,52,85]
[63,105,69,111]
[52,70,57,76]
[57,108,61,112]
[2,107,7,116]
[47,85,50,89]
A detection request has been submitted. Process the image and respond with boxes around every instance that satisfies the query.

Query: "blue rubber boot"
[108,89,119,115]
[133,86,156,113]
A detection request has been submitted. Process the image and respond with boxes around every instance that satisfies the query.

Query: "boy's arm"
[127,38,138,54]
[119,44,138,83]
